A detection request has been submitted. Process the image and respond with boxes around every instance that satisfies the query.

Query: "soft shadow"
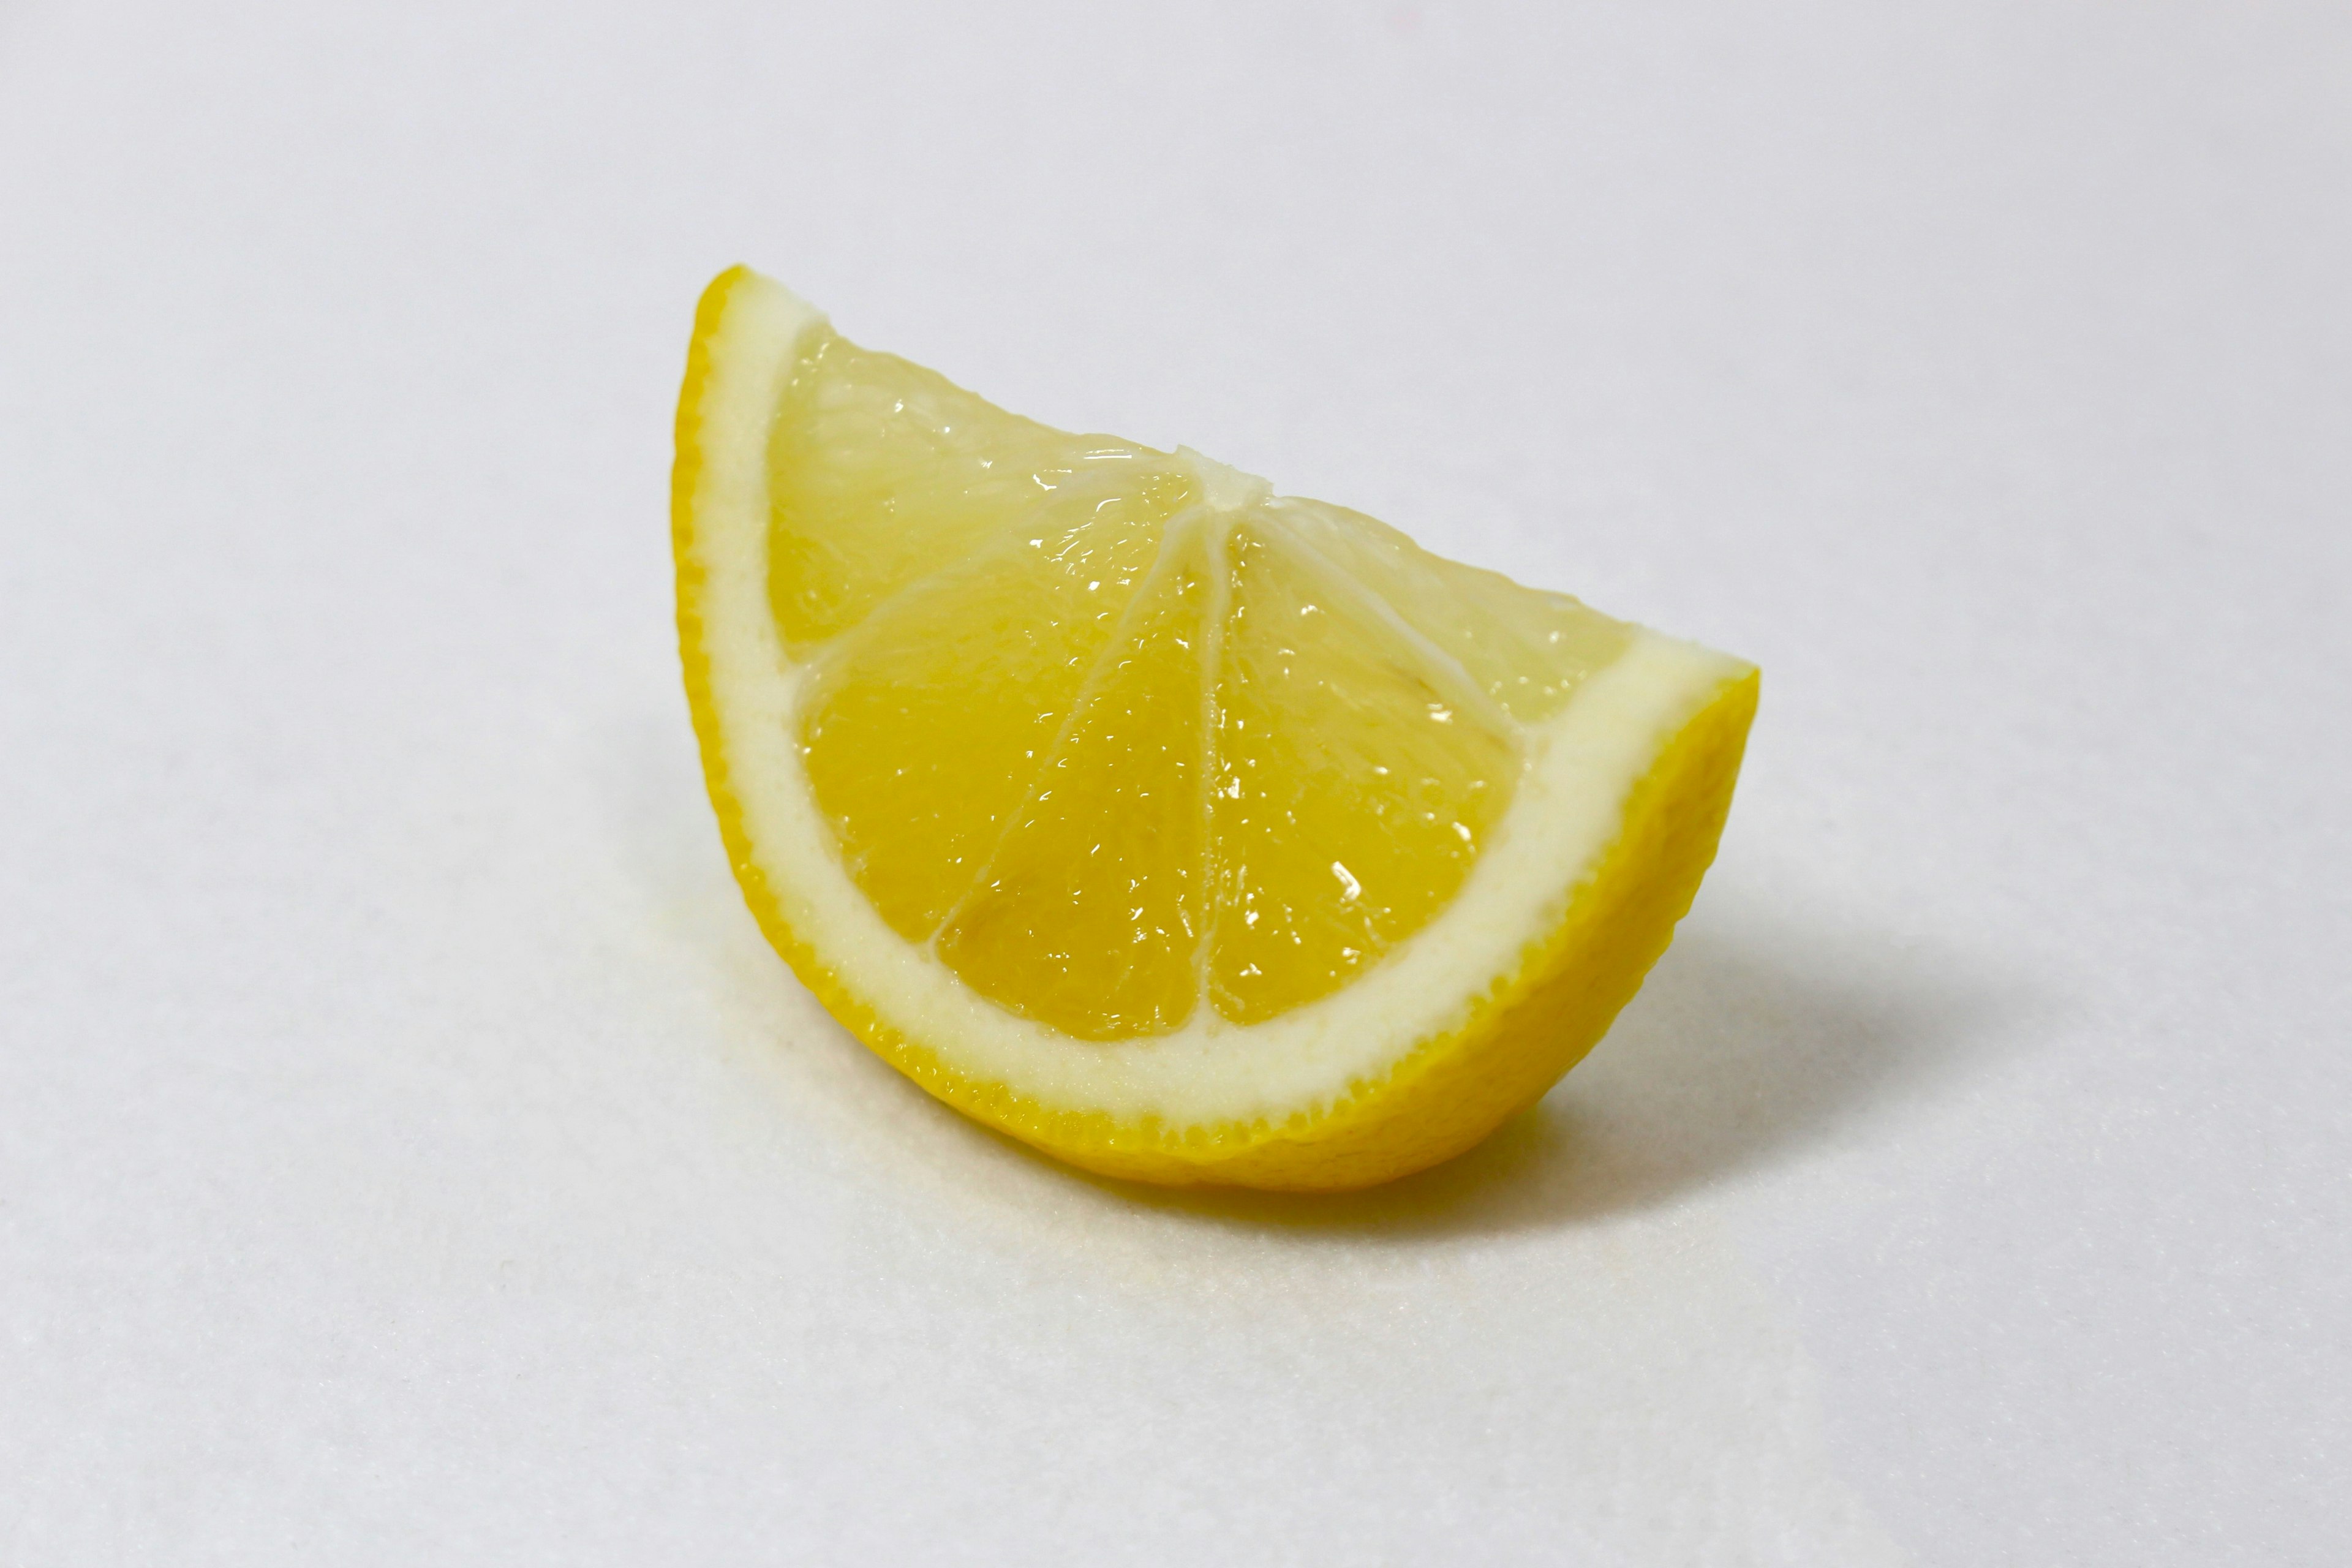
[1058,900,2033,1242]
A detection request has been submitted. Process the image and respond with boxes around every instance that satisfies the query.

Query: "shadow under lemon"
[1061,893,2023,1240]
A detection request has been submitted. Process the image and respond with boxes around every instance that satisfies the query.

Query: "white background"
[3,2,2345,1562]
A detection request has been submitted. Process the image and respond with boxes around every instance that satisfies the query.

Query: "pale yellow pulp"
[776,330,1636,1043]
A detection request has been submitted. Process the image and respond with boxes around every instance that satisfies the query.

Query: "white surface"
[1,1,2344,1562]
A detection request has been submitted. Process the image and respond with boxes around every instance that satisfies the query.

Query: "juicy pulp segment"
[1207,519,1519,1023]
[1268,497,1635,724]
[775,325,1639,1039]
[766,328,1177,652]
[797,492,1189,941]
[936,523,1217,1039]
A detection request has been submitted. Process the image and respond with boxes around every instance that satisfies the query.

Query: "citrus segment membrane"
[765,327,1183,651]
[1207,516,1518,1023]
[1264,497,1636,723]
[936,521,1217,1039]
[797,492,1186,941]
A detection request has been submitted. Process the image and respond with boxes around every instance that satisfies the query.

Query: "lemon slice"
[674,266,1758,1191]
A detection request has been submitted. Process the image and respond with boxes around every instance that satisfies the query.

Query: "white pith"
[687,272,1750,1126]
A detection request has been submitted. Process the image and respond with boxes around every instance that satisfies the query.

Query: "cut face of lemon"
[675,266,1758,1191]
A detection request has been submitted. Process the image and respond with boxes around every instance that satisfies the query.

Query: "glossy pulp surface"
[777,331,1634,1039]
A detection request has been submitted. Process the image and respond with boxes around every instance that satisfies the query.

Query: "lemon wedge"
[674,266,1758,1191]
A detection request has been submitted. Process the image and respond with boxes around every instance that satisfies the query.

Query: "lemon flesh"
[676,266,1758,1191]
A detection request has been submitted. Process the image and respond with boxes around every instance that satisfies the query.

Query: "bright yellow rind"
[675,265,1757,1191]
